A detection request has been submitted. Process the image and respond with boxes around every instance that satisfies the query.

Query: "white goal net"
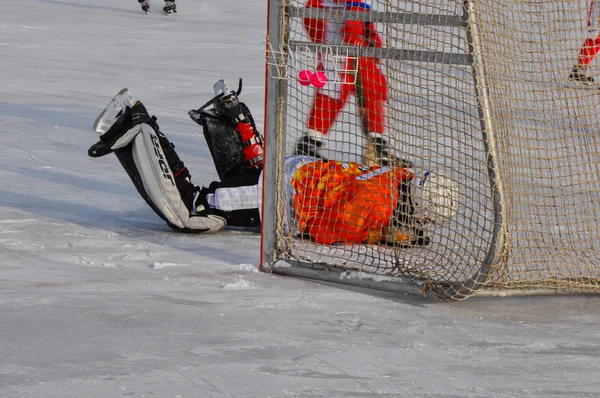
[261,0,600,300]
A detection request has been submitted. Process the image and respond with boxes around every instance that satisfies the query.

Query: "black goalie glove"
[188,78,264,181]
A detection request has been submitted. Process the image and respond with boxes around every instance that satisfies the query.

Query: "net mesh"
[265,0,600,300]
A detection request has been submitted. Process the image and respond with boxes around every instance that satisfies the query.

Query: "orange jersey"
[291,160,413,245]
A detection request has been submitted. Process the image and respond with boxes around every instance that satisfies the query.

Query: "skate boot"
[569,65,594,84]
[379,224,430,247]
[365,222,430,247]
[367,135,413,168]
[88,101,158,158]
[88,106,133,158]
[139,0,150,13]
[377,210,430,247]
[294,135,326,160]
[163,1,177,14]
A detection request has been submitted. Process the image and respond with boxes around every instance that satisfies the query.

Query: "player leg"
[138,0,149,13]
[90,97,266,232]
[295,77,351,159]
[570,37,600,83]
[89,102,229,232]
[195,169,262,230]
[358,58,413,167]
[163,0,177,14]
[570,2,600,83]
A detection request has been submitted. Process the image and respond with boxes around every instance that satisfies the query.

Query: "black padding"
[201,110,247,181]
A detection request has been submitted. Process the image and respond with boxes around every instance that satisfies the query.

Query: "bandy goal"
[260,0,600,300]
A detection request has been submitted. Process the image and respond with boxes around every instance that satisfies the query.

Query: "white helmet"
[414,171,459,225]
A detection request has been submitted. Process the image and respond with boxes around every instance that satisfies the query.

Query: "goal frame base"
[268,260,593,300]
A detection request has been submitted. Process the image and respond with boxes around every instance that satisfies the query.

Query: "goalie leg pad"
[116,123,225,233]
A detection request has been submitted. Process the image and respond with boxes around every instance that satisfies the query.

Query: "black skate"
[163,1,177,14]
[294,135,326,160]
[569,65,595,84]
[89,106,133,158]
[139,0,150,13]
[367,136,413,168]
[89,102,157,158]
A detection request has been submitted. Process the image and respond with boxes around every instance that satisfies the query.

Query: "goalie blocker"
[88,83,458,246]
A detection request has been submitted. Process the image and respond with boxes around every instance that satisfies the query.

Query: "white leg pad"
[131,124,226,232]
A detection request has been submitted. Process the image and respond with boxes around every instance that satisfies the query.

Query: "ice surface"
[1,1,600,397]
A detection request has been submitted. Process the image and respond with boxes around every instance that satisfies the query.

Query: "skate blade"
[564,80,600,90]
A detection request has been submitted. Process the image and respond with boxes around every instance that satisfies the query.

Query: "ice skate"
[93,88,135,134]
[139,0,150,13]
[88,101,155,158]
[378,225,430,247]
[163,1,177,14]
[89,106,133,158]
[294,135,326,160]
[568,65,595,84]
[365,135,413,168]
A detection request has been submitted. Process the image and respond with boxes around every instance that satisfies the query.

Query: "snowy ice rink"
[1,0,600,396]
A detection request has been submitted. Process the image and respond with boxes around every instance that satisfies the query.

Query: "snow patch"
[0,218,39,224]
[231,263,260,273]
[524,341,557,351]
[221,278,254,290]
[151,262,189,269]
[273,260,292,268]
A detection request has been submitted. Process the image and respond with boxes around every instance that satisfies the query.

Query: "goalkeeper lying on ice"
[88,80,458,247]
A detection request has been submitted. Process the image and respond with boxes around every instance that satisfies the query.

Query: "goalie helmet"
[414,170,459,225]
